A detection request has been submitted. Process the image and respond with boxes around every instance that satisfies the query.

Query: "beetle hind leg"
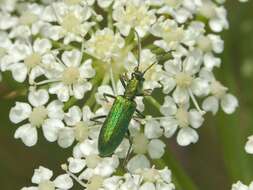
[135,109,145,119]
[123,130,133,170]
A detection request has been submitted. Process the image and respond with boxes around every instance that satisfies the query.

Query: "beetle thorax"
[124,78,143,100]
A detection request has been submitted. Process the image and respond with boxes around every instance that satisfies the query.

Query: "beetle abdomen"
[98,96,136,157]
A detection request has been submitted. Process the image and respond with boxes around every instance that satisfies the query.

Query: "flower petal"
[10,62,28,82]
[144,119,163,139]
[73,82,92,99]
[62,50,81,67]
[177,127,199,146]
[67,157,86,174]
[28,89,49,107]
[160,96,177,116]
[9,102,31,124]
[148,139,165,159]
[173,87,189,104]
[42,119,64,142]
[54,174,73,189]
[57,127,75,148]
[202,96,219,115]
[189,109,204,129]
[14,124,37,147]
[31,166,53,184]
[245,135,253,154]
[33,38,52,54]
[127,154,150,173]
[47,100,64,120]
[64,106,82,126]
[221,93,239,114]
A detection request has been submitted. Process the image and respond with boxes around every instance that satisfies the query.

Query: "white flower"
[160,96,204,146]
[67,139,120,185]
[160,52,209,106]
[9,3,47,38]
[149,0,191,24]
[65,158,122,190]
[196,34,224,71]
[136,167,175,190]
[150,17,185,52]
[85,28,125,62]
[42,49,95,102]
[113,0,156,37]
[198,2,229,32]
[127,129,165,172]
[21,166,73,190]
[200,69,238,115]
[9,89,64,146]
[41,2,95,44]
[1,38,52,83]
[57,105,98,148]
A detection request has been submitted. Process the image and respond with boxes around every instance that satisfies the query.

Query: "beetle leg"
[103,93,116,102]
[90,115,107,125]
[136,89,153,97]
[123,130,133,168]
[135,109,145,119]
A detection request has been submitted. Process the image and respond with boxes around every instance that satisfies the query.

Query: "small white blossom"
[1,38,52,83]
[198,2,229,32]
[127,129,165,172]
[42,2,95,44]
[150,17,185,52]
[160,52,209,107]
[113,0,156,37]
[85,28,125,62]
[42,49,95,102]
[160,96,204,146]
[9,89,64,146]
[200,69,238,115]
[57,105,98,148]
[21,166,73,190]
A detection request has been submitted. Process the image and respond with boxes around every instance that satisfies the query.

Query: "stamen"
[34,79,60,86]
[61,164,87,188]
[188,89,205,115]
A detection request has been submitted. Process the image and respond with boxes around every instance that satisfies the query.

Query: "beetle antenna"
[142,61,157,75]
[135,31,141,72]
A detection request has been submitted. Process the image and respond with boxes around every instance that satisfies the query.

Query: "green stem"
[146,96,199,190]
[107,6,113,30]
[63,97,77,111]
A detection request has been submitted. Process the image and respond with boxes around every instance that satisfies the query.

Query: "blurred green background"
[1,1,253,189]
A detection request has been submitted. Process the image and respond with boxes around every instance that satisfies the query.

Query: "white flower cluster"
[0,0,245,189]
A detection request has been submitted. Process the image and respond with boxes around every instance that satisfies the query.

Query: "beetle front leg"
[90,115,107,125]
[136,89,153,97]
[103,93,116,102]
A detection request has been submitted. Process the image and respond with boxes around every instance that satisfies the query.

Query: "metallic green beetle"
[93,32,156,157]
